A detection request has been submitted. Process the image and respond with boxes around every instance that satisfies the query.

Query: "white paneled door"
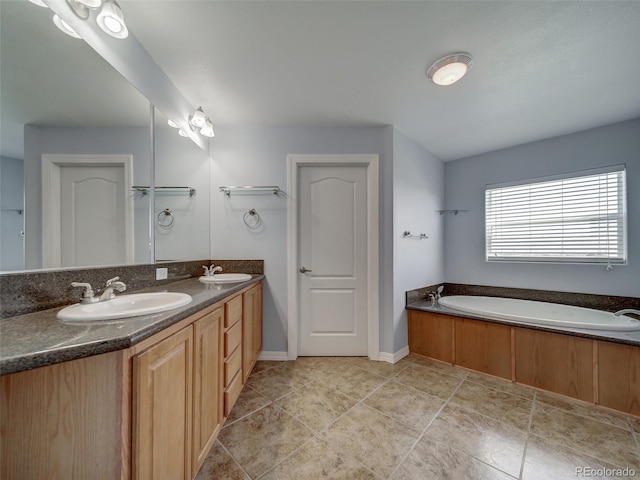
[298,164,369,356]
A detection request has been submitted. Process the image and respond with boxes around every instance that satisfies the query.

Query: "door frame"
[287,154,379,361]
[41,154,134,268]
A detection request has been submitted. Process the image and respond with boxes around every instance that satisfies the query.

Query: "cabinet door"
[455,318,512,379]
[598,341,640,415]
[408,310,454,363]
[243,283,262,383]
[134,326,193,480]
[192,308,224,478]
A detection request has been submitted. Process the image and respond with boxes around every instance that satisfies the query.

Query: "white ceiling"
[121,0,640,161]
[3,1,640,161]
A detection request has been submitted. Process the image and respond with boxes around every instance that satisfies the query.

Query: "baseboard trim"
[257,351,289,361]
[378,345,410,364]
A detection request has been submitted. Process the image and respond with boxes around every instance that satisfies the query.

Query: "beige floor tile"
[465,371,536,400]
[530,403,640,470]
[424,404,527,478]
[250,360,285,376]
[320,403,421,478]
[225,385,271,425]
[394,364,463,399]
[194,441,250,480]
[313,364,387,401]
[349,356,412,378]
[245,364,313,400]
[218,404,314,479]
[363,379,444,431]
[275,381,357,431]
[535,389,631,430]
[391,436,516,480]
[628,416,640,434]
[260,438,378,480]
[451,381,533,430]
[522,434,638,480]
[410,356,469,379]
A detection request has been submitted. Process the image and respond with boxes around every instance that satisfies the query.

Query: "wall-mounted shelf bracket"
[219,186,281,196]
[436,209,469,215]
[132,186,196,197]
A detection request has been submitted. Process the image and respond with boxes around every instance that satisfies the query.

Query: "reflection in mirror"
[153,108,211,262]
[0,1,152,272]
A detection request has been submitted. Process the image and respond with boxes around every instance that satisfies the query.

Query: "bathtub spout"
[614,309,640,317]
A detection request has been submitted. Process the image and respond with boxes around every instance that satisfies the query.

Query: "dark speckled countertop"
[0,275,264,376]
[407,297,640,347]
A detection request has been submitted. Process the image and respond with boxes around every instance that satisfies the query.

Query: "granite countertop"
[0,275,264,376]
[407,297,640,347]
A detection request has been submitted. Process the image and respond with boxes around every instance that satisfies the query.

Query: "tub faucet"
[99,276,127,301]
[614,309,640,317]
[429,285,445,306]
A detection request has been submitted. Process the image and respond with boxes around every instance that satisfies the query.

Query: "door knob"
[299,267,312,273]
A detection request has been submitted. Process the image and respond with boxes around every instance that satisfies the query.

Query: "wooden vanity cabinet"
[243,282,262,382]
[0,281,262,480]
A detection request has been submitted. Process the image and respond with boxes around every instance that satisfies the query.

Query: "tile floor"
[195,355,640,480]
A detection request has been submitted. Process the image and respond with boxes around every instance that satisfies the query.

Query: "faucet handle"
[71,282,97,303]
[105,276,120,286]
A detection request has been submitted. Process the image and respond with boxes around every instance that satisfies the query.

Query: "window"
[485,165,627,265]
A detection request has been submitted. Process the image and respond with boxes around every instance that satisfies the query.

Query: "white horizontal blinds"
[486,165,626,264]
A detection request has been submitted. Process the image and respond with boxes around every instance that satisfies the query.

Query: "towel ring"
[157,208,175,228]
[243,208,262,229]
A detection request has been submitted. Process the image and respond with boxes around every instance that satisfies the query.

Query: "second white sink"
[57,292,192,321]
[199,273,252,284]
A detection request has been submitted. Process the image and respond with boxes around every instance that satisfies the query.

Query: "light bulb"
[53,14,81,39]
[432,62,468,86]
[168,119,179,128]
[200,118,215,138]
[96,0,128,39]
[27,0,47,7]
[189,107,206,128]
[178,129,189,137]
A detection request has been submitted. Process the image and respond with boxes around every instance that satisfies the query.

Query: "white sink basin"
[199,273,252,284]
[57,292,192,321]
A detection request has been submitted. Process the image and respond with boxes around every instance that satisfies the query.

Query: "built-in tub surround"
[0,259,263,319]
[438,296,640,332]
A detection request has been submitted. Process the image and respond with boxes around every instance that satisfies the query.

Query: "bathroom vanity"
[0,276,262,480]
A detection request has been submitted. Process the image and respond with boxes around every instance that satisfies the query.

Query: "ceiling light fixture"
[96,0,128,39]
[52,14,82,38]
[427,53,474,86]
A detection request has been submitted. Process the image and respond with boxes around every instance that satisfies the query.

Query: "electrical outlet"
[156,268,168,280]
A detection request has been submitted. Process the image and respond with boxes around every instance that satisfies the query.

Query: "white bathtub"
[438,295,640,332]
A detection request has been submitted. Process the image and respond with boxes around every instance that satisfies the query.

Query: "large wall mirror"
[0,1,211,272]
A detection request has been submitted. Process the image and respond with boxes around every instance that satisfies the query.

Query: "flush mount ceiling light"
[96,0,128,39]
[53,14,81,38]
[427,53,474,86]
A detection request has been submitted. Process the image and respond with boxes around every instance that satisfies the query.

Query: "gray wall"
[444,118,640,297]
[0,156,24,271]
[209,126,394,354]
[23,126,152,269]
[392,128,444,353]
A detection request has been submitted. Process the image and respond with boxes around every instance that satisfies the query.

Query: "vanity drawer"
[225,295,243,328]
[224,371,243,417]
[224,345,242,387]
[224,320,242,356]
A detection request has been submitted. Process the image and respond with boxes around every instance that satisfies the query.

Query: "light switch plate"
[156,267,168,280]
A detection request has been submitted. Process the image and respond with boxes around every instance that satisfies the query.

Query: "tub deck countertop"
[407,297,640,347]
[0,275,264,376]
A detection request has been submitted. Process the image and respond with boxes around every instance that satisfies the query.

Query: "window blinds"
[485,165,627,264]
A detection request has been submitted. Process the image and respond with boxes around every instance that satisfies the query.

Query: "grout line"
[215,440,253,480]
[627,417,640,451]
[517,391,538,480]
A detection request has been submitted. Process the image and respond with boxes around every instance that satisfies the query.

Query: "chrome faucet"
[71,282,99,304]
[202,264,223,276]
[614,309,640,317]
[428,285,444,306]
[99,276,127,301]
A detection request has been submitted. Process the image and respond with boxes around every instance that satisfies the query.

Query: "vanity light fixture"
[200,118,215,138]
[96,0,128,39]
[189,107,207,129]
[53,14,82,38]
[427,53,474,86]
